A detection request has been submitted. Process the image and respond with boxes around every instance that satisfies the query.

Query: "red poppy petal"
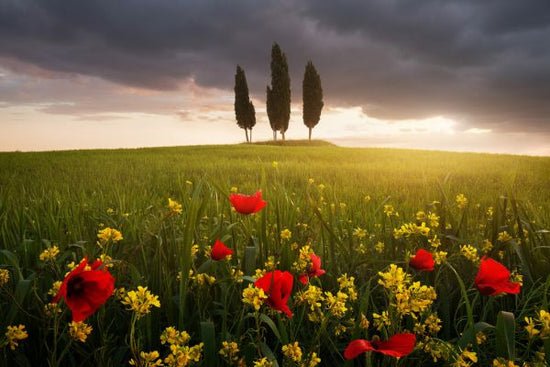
[475,257,521,296]
[65,270,115,321]
[409,249,435,271]
[211,239,234,260]
[375,333,416,357]
[298,274,308,285]
[344,339,375,360]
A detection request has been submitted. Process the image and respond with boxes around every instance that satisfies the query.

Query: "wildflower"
[454,347,477,366]
[383,205,398,217]
[497,231,513,243]
[416,211,426,221]
[317,184,325,190]
[372,311,391,330]
[164,342,203,366]
[39,246,60,262]
[280,229,292,240]
[308,178,314,185]
[68,321,93,342]
[254,270,294,317]
[374,241,384,253]
[272,161,278,168]
[282,342,302,362]
[242,284,267,312]
[337,273,357,301]
[353,227,367,239]
[425,313,442,334]
[364,195,371,202]
[121,286,161,319]
[433,251,447,265]
[161,326,190,346]
[192,273,216,286]
[167,198,183,215]
[460,244,480,264]
[48,281,63,297]
[481,239,493,253]
[129,351,163,367]
[492,358,519,367]
[52,257,115,322]
[476,331,488,345]
[210,239,234,261]
[344,333,416,359]
[298,253,326,286]
[229,190,266,214]
[253,357,274,367]
[230,186,238,193]
[394,222,430,239]
[525,317,540,338]
[539,309,550,337]
[409,249,435,271]
[106,208,115,215]
[5,325,28,350]
[456,194,468,210]
[294,285,324,322]
[219,341,240,363]
[264,256,278,270]
[0,269,9,287]
[378,264,411,290]
[97,227,123,243]
[230,268,244,283]
[475,256,521,296]
[428,212,440,227]
[44,303,62,317]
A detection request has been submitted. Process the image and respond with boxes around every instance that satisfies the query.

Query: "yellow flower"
[219,341,240,363]
[0,269,10,287]
[129,351,163,367]
[264,256,278,271]
[106,208,115,215]
[253,357,274,367]
[455,194,468,210]
[492,358,519,367]
[353,227,367,239]
[538,309,550,337]
[476,331,487,345]
[317,183,325,190]
[428,212,440,227]
[481,239,493,253]
[272,161,278,168]
[164,342,203,366]
[161,326,190,346]
[186,180,193,186]
[364,194,371,202]
[383,205,398,217]
[230,186,238,193]
[425,313,442,334]
[69,321,92,343]
[305,352,321,367]
[230,268,244,283]
[242,284,267,312]
[497,231,513,243]
[416,211,426,221]
[280,229,292,240]
[324,291,348,318]
[433,251,447,265]
[121,286,161,319]
[39,246,60,262]
[378,264,411,290]
[359,313,370,329]
[167,198,183,215]
[460,245,479,264]
[308,178,315,185]
[5,325,28,350]
[44,303,62,318]
[97,227,123,243]
[372,311,391,330]
[393,222,430,239]
[48,281,62,297]
[282,341,302,362]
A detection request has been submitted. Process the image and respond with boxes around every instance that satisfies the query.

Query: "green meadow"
[1,142,549,366]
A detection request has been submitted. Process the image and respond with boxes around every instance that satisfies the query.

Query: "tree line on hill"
[234,43,324,143]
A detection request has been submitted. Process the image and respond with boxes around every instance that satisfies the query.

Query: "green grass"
[0,144,549,366]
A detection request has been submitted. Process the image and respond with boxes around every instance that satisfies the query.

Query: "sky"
[1,0,549,155]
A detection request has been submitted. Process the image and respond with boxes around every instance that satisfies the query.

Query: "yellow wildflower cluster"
[253,357,274,367]
[303,352,321,367]
[460,245,480,264]
[433,250,448,265]
[230,268,244,283]
[167,198,183,215]
[352,227,367,239]
[481,239,493,253]
[292,246,313,274]
[359,313,370,329]
[394,281,437,318]
[497,231,513,243]
[0,269,10,287]
[525,309,550,338]
[97,227,123,244]
[383,205,399,217]
[393,222,430,239]
[418,338,453,362]
[190,271,216,287]
[241,284,267,312]
[337,274,357,302]
[378,264,412,290]
[161,327,191,346]
[5,325,28,350]
[295,285,324,323]
[129,351,163,367]
[324,291,348,318]
[43,303,62,318]
[427,212,440,227]
[282,341,302,362]
[492,358,519,367]
[476,331,488,345]
[453,347,478,367]
[121,286,161,319]
[39,246,60,262]
[455,194,468,210]
[424,313,442,334]
[280,229,292,240]
[219,341,241,364]
[47,281,62,297]
[68,321,92,343]
[374,241,384,253]
[373,310,392,330]
[264,256,278,271]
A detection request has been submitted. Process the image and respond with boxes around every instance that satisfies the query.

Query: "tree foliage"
[234,65,256,142]
[302,61,324,141]
[266,43,291,140]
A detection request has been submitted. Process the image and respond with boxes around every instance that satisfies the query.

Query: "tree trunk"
[245,128,249,143]
[273,130,277,141]
[281,130,286,141]
[309,127,312,141]
[249,128,253,143]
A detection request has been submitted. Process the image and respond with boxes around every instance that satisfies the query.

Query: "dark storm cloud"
[1,0,549,132]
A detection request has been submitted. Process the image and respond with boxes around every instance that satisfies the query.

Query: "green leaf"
[259,313,281,343]
[244,246,257,276]
[7,279,32,324]
[200,321,216,367]
[260,342,280,367]
[495,311,515,360]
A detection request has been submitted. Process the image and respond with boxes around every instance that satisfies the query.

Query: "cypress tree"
[302,61,324,141]
[266,43,291,141]
[234,65,256,142]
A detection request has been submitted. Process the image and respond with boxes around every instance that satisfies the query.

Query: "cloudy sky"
[1,0,549,155]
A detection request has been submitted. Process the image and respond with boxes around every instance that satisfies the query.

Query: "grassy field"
[0,142,549,366]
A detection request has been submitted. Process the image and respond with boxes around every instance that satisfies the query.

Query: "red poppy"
[52,257,115,322]
[409,249,435,271]
[254,270,293,318]
[210,238,234,261]
[474,256,521,296]
[344,333,416,359]
[229,190,266,214]
[298,253,326,285]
